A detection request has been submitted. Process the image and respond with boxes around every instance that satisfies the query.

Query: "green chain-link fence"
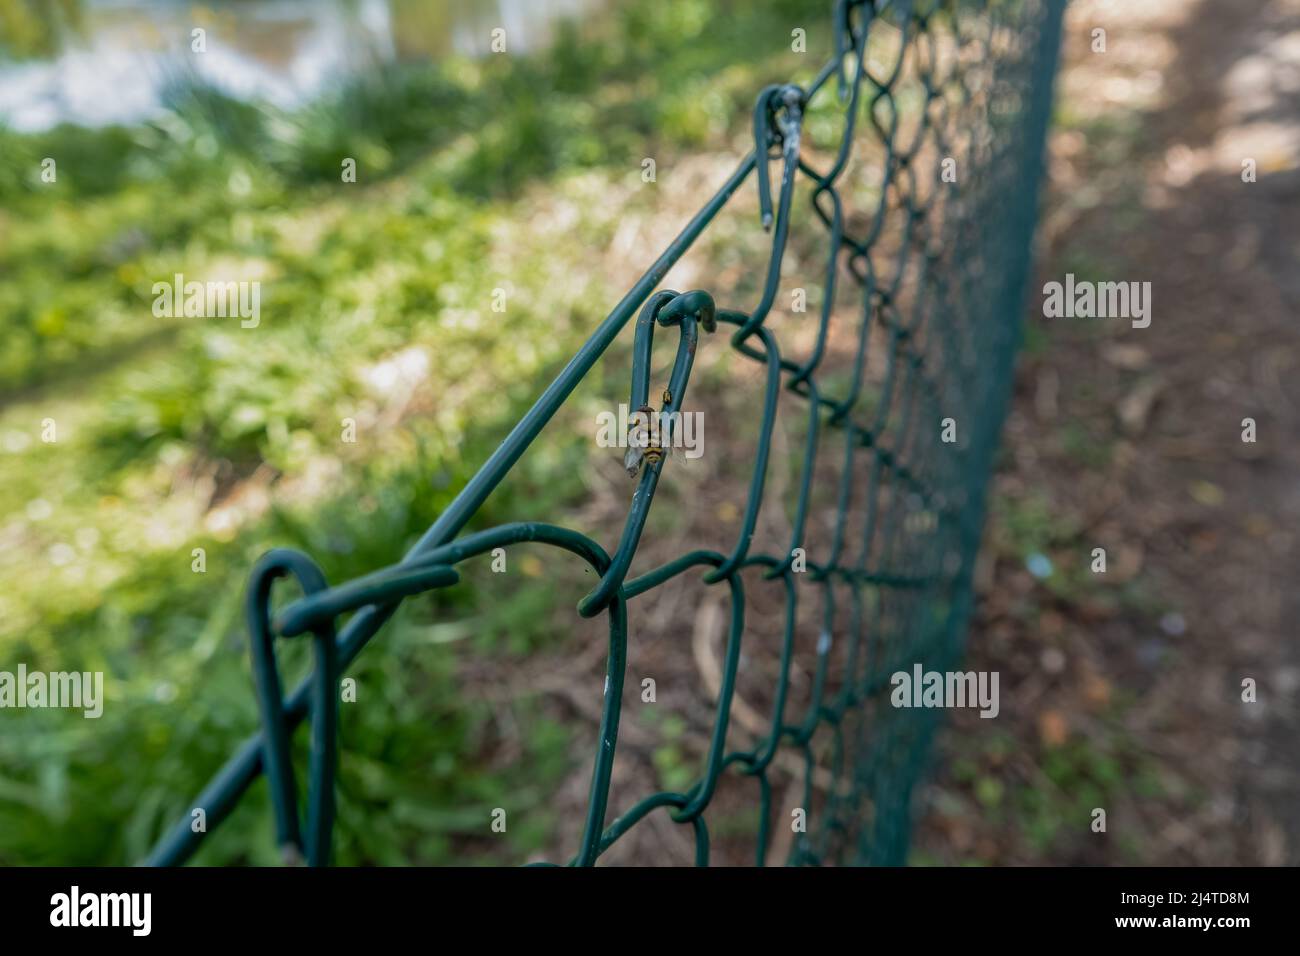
[145,0,1065,867]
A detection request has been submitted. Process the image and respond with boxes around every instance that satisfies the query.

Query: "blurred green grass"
[0,0,815,864]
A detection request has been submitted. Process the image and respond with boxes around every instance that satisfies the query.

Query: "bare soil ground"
[913,0,1300,865]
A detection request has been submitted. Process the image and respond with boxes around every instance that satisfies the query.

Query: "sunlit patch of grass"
[0,0,817,865]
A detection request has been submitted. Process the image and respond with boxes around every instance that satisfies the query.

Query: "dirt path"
[914,0,1300,865]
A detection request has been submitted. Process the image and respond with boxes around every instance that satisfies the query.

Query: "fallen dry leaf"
[1038,709,1070,747]
[1117,375,1166,436]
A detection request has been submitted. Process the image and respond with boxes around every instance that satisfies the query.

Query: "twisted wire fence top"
[146,0,1065,867]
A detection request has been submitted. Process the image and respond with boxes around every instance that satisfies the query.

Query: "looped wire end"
[753,83,806,232]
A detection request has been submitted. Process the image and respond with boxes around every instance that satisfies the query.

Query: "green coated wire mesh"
[145,0,1066,867]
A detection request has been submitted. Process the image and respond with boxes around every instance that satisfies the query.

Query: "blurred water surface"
[0,0,607,131]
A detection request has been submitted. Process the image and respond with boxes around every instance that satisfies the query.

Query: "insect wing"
[624,445,645,477]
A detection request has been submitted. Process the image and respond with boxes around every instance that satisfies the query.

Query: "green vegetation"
[0,0,82,59]
[0,0,814,864]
